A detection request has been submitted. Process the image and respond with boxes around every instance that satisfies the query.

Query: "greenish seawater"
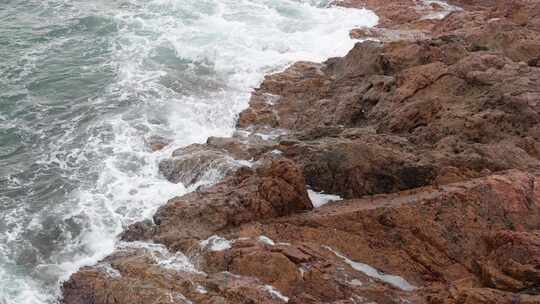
[0,1,377,302]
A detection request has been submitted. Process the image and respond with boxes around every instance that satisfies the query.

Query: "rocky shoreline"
[62,1,540,303]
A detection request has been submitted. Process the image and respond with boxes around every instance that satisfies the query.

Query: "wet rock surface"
[63,0,540,303]
[159,131,279,187]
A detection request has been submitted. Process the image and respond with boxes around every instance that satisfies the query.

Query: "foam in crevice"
[195,285,208,294]
[116,241,203,274]
[324,246,417,291]
[199,235,233,252]
[263,285,290,303]
[96,263,122,278]
[307,189,343,207]
[168,292,194,304]
[258,235,276,246]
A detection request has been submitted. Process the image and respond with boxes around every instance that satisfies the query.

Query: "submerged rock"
[145,135,172,152]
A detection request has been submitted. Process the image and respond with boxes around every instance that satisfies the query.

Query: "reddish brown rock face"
[227,170,540,303]
[477,231,540,293]
[123,159,312,251]
[63,171,540,304]
[236,36,540,197]
[63,0,540,303]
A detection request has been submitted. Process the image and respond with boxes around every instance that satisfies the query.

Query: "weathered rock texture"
[132,159,312,252]
[223,170,540,303]
[63,0,540,303]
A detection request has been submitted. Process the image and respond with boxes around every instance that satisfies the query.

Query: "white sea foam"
[271,149,283,155]
[258,235,276,246]
[195,285,208,294]
[263,285,290,303]
[325,246,417,291]
[96,263,122,278]
[0,0,378,303]
[169,292,194,304]
[200,235,233,251]
[307,189,343,207]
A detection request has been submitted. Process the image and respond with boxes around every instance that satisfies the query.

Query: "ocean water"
[0,0,377,302]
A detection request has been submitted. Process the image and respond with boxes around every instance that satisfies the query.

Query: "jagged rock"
[125,159,312,251]
[158,143,242,187]
[225,170,540,303]
[62,245,286,304]
[159,132,278,187]
[475,231,540,293]
[237,36,540,197]
[278,131,436,198]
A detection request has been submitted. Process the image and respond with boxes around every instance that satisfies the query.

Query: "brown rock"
[64,168,540,304]
[62,246,286,304]
[476,231,540,292]
[229,249,301,295]
[129,159,312,251]
[279,132,436,198]
[146,135,171,152]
